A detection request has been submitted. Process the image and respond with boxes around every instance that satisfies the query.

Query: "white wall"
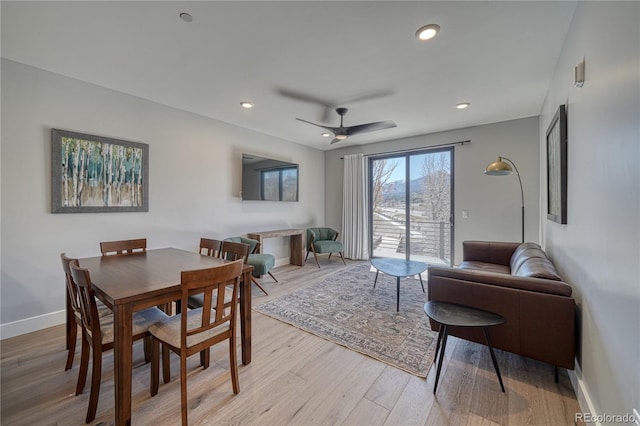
[539,1,639,421]
[0,59,325,337]
[325,116,540,264]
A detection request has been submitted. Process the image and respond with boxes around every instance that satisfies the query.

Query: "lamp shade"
[484,157,513,176]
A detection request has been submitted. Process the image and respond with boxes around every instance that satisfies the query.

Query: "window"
[261,167,298,201]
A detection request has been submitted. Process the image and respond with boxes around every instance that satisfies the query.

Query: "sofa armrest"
[428,265,573,297]
[462,241,521,266]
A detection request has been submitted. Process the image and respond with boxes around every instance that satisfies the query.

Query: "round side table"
[424,301,506,394]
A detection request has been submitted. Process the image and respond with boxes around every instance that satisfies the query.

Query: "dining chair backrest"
[69,260,102,342]
[61,253,82,320]
[199,238,223,258]
[180,259,244,345]
[100,238,147,256]
[220,240,250,264]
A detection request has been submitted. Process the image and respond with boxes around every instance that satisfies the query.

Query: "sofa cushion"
[510,242,547,272]
[513,257,562,281]
[458,261,511,275]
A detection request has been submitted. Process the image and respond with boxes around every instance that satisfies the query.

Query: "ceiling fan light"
[335,134,348,140]
[416,24,440,41]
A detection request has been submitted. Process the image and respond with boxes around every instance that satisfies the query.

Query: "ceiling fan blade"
[295,118,339,133]
[329,138,343,145]
[341,89,395,105]
[345,120,397,136]
[279,89,332,108]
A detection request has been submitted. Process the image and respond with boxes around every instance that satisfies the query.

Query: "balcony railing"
[372,213,451,264]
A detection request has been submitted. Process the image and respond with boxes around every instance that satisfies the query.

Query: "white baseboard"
[274,257,291,268]
[0,310,65,340]
[569,363,601,425]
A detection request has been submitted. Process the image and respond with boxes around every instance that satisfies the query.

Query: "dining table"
[75,247,254,425]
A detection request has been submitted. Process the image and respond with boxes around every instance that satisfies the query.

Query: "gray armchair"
[224,237,276,295]
[305,227,346,268]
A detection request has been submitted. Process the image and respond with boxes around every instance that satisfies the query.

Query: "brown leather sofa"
[427,241,575,372]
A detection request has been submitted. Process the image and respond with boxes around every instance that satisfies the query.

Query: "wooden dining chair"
[176,238,225,316]
[99,237,153,361]
[69,260,166,424]
[148,259,244,426]
[100,238,147,256]
[187,240,251,367]
[199,238,222,257]
[61,253,111,371]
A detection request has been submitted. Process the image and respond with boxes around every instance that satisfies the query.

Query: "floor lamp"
[484,156,525,243]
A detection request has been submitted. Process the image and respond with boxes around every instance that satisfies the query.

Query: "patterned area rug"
[254,262,437,377]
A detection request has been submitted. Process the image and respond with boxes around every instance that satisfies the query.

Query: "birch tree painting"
[52,129,148,213]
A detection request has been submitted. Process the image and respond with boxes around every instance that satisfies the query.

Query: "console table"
[247,229,305,266]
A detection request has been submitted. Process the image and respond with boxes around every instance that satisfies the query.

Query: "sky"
[380,151,451,182]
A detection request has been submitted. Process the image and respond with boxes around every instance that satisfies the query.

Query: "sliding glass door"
[369,148,453,265]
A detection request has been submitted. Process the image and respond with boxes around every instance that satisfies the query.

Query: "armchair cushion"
[313,239,344,253]
[306,227,340,250]
[248,253,275,277]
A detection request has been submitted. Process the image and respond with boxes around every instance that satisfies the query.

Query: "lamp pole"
[484,156,525,243]
[501,157,525,243]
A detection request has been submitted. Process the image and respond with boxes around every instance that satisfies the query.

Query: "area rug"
[254,263,437,377]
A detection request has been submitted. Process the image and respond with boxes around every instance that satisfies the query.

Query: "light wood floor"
[1,260,581,425]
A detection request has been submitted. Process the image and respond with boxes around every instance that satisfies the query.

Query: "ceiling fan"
[296,107,396,144]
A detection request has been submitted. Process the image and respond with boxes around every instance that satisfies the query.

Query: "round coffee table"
[370,258,428,312]
[424,301,506,394]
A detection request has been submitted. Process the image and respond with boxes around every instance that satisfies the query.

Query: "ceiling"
[1,1,577,151]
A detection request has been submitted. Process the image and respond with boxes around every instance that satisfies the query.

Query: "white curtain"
[341,153,369,260]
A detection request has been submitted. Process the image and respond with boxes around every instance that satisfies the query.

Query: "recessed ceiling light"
[179,13,193,23]
[456,102,471,109]
[415,24,440,41]
[321,133,331,137]
[240,101,254,109]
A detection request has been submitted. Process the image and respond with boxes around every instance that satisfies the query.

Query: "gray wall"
[539,1,640,420]
[0,59,325,337]
[324,116,541,264]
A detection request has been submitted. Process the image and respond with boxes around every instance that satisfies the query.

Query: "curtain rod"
[340,139,470,159]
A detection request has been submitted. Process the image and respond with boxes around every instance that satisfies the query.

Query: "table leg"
[418,273,425,292]
[240,270,252,365]
[373,270,379,287]
[433,325,449,394]
[433,324,445,365]
[290,234,304,266]
[483,327,505,392]
[396,277,400,312]
[113,303,133,426]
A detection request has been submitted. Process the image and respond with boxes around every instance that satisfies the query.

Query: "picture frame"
[546,105,567,224]
[51,129,149,213]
